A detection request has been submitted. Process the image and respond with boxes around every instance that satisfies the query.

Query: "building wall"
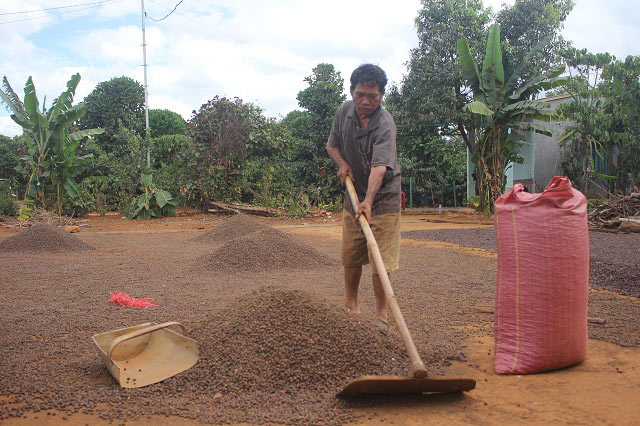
[531,95,573,192]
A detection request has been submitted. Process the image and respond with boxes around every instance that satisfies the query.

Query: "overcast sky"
[1,0,639,137]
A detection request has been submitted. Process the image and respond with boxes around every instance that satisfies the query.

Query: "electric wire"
[0,0,117,16]
[0,0,124,25]
[146,0,184,22]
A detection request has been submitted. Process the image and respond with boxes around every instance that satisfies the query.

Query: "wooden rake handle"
[345,176,428,378]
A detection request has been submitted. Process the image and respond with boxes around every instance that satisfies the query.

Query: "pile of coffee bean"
[193,214,268,243]
[0,286,410,425]
[160,286,410,424]
[198,228,336,272]
[193,287,408,389]
[0,223,94,252]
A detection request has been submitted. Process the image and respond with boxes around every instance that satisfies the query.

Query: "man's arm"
[326,143,352,184]
[358,165,386,222]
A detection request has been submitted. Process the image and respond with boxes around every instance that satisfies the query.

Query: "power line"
[0,0,123,25]
[146,0,183,22]
[147,0,247,46]
[0,0,117,16]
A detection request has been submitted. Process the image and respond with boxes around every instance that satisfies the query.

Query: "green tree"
[387,0,490,152]
[239,117,294,208]
[189,96,253,161]
[457,24,568,211]
[557,50,640,195]
[80,123,149,213]
[0,74,103,216]
[496,0,575,87]
[150,134,191,168]
[389,0,575,206]
[149,108,187,137]
[290,63,346,206]
[187,96,280,207]
[0,135,25,191]
[385,0,489,206]
[601,55,640,193]
[556,48,616,193]
[296,63,346,147]
[79,76,144,153]
[398,134,466,206]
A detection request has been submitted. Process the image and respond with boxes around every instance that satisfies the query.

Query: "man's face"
[351,83,382,119]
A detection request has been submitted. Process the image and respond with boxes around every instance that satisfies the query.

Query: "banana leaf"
[464,101,494,116]
[141,174,153,187]
[558,129,576,144]
[68,128,105,142]
[136,209,151,221]
[512,121,553,137]
[2,77,25,113]
[22,77,39,123]
[500,99,553,114]
[457,39,483,93]
[47,73,80,123]
[0,90,28,126]
[590,171,617,179]
[483,24,504,86]
[52,104,86,129]
[155,190,173,208]
[8,112,31,131]
[509,65,567,101]
[64,178,82,199]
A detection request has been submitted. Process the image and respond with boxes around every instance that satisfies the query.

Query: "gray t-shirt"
[327,100,401,216]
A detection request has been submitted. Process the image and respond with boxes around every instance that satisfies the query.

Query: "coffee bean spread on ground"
[0,223,94,253]
[1,218,637,424]
[403,228,640,297]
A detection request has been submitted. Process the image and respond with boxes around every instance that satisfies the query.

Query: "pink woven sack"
[493,176,589,374]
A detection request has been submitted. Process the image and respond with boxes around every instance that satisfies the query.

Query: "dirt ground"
[1,210,638,425]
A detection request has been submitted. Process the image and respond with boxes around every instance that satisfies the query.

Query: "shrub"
[0,181,18,216]
[125,174,180,220]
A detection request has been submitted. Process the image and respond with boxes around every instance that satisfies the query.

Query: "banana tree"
[457,24,568,212]
[1,74,103,217]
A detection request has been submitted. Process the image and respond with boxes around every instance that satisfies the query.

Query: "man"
[326,64,401,331]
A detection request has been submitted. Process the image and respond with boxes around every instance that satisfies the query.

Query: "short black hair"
[350,64,387,95]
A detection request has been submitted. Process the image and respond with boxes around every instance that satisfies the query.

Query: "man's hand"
[356,199,373,223]
[356,165,387,223]
[327,143,353,184]
[337,164,353,185]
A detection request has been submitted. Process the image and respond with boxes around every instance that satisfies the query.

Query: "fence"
[401,176,466,208]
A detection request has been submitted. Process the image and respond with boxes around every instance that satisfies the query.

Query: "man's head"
[350,64,387,119]
[350,64,387,95]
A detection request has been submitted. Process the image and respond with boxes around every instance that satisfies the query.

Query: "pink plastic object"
[493,176,589,374]
[109,293,157,309]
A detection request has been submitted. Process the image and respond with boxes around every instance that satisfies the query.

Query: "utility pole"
[141,0,150,168]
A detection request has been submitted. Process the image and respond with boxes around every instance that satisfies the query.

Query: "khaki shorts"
[341,210,400,274]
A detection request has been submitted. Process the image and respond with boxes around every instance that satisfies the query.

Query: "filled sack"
[494,176,589,374]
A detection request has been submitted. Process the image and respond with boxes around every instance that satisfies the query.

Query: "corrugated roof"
[540,93,573,102]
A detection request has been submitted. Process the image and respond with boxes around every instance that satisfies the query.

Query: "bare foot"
[345,303,362,315]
